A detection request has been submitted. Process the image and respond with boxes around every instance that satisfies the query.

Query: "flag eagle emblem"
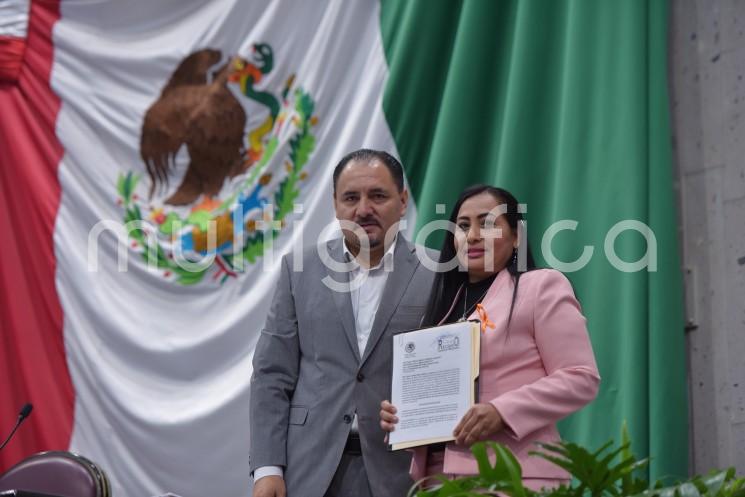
[115,44,318,285]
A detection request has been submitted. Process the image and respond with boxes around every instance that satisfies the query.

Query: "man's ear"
[399,189,409,216]
[332,191,340,219]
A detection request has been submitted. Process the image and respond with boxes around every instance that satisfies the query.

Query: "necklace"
[460,283,492,321]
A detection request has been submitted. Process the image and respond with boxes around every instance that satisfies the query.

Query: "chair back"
[0,451,110,497]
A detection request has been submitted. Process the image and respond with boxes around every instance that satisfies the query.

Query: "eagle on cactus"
[122,43,318,285]
[139,44,281,206]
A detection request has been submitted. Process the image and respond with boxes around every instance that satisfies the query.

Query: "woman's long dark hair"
[421,185,537,327]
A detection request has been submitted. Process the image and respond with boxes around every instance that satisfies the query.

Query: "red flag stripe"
[0,37,25,83]
[0,0,73,471]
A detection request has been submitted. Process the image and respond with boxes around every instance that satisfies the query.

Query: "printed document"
[388,321,480,450]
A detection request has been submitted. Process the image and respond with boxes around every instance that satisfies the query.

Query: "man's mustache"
[354,217,380,227]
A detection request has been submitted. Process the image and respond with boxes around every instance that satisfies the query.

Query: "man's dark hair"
[332,149,405,193]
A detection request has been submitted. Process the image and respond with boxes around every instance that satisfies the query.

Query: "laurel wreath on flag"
[115,88,317,285]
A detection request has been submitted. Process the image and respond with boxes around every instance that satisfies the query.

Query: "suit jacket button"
[343,414,352,424]
[356,372,364,382]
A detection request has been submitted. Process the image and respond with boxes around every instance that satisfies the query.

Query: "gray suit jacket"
[249,236,437,497]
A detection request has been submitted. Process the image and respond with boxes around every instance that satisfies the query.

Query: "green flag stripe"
[380,0,686,480]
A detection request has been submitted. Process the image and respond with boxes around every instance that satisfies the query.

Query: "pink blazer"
[410,269,600,481]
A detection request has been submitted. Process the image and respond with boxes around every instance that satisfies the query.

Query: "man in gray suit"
[250,149,436,497]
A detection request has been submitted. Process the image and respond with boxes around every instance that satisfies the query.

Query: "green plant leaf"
[492,443,525,497]
[415,431,743,497]
[471,442,495,480]
[677,482,702,497]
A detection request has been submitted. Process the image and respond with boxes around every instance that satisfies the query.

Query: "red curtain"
[0,0,73,471]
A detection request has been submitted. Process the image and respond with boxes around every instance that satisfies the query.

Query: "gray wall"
[669,0,745,474]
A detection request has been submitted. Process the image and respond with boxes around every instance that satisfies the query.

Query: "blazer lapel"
[325,238,362,363]
[360,237,419,366]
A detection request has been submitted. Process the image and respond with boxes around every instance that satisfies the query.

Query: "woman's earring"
[511,249,518,267]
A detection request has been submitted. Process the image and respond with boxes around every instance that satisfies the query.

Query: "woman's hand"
[380,400,399,432]
[453,403,504,446]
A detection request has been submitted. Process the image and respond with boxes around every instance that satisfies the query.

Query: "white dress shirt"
[344,237,396,358]
[254,238,396,483]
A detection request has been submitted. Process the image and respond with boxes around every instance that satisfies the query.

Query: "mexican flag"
[0,0,685,496]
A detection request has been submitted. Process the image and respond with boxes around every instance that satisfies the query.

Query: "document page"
[388,321,479,450]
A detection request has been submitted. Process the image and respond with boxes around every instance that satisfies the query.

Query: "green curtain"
[380,0,686,481]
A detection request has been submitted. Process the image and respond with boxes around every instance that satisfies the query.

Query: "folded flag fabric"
[0,1,686,495]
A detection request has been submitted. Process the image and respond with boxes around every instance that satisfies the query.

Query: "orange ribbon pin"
[475,303,496,333]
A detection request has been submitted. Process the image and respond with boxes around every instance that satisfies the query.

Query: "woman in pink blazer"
[380,185,600,491]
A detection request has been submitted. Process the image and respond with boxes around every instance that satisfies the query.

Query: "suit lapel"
[325,238,362,363]
[360,237,419,366]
